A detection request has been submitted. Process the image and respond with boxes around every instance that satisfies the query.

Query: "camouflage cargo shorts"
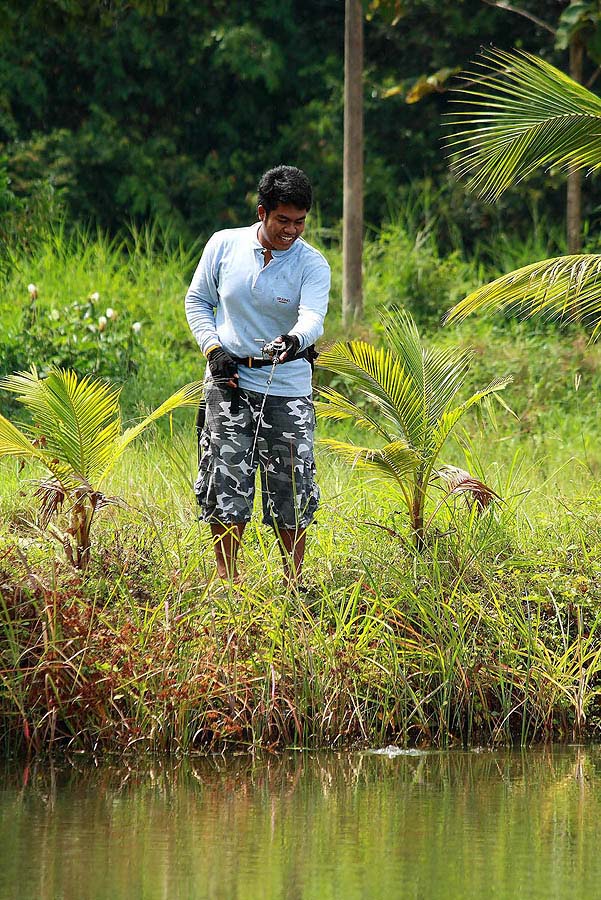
[195,382,320,529]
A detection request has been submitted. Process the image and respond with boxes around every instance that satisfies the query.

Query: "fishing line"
[249,339,284,463]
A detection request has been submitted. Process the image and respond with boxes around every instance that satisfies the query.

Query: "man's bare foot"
[215,568,243,586]
[225,574,243,586]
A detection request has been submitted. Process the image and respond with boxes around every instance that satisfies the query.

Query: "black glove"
[207,346,238,385]
[275,333,300,362]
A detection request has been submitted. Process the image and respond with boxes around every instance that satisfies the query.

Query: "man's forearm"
[291,308,327,351]
[185,291,220,356]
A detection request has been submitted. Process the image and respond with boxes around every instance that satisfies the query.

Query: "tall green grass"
[1,416,601,754]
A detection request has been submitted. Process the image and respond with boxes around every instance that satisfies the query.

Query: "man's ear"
[258,204,266,222]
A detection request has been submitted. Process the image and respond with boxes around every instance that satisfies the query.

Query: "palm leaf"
[434,465,501,509]
[0,413,90,491]
[446,47,601,202]
[104,381,204,481]
[314,388,394,441]
[317,341,409,414]
[1,368,122,480]
[317,341,426,447]
[2,369,204,490]
[428,376,513,461]
[444,255,601,327]
[318,438,419,486]
[381,307,474,431]
[34,479,67,528]
[0,413,45,460]
[317,308,507,545]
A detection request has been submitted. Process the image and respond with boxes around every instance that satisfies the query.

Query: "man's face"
[258,203,307,251]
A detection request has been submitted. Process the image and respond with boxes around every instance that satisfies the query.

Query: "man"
[185,165,330,586]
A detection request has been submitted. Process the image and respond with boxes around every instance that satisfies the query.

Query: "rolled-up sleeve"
[185,234,222,356]
[290,257,331,351]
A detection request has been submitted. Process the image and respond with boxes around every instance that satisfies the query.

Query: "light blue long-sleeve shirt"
[185,223,330,397]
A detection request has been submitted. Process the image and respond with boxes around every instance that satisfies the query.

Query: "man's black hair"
[257,165,312,215]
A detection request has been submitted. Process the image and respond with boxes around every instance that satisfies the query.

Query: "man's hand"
[207,346,239,389]
[274,334,300,363]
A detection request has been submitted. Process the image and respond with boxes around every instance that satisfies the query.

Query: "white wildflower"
[98,315,108,332]
[90,291,100,302]
[132,321,142,334]
[106,307,116,320]
[28,283,38,299]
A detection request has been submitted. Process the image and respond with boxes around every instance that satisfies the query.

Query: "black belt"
[232,344,318,368]
[232,356,276,368]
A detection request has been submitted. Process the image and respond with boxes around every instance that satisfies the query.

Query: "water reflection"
[1,747,600,899]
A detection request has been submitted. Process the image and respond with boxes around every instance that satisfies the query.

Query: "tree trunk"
[69,500,92,571]
[411,484,425,550]
[567,35,584,256]
[342,0,364,327]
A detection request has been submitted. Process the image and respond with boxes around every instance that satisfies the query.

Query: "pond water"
[1,746,599,899]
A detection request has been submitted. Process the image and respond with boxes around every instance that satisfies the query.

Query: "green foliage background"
[1,0,590,249]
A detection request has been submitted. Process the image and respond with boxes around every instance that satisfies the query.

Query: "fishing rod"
[249,337,286,463]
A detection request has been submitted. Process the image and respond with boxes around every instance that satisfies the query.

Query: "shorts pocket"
[299,453,320,527]
[194,431,213,509]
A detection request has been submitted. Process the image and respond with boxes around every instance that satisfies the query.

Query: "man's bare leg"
[277,528,306,588]
[211,523,245,581]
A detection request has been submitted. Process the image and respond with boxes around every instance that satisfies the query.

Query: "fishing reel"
[257,338,286,361]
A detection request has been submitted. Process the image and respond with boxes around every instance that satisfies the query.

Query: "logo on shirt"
[276,296,291,304]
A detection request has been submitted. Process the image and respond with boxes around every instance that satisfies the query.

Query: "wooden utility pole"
[342,0,364,326]
[567,33,584,256]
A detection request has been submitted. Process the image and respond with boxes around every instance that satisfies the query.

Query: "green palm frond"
[379,305,422,369]
[318,438,419,486]
[0,368,204,487]
[0,412,83,491]
[107,380,204,480]
[380,307,473,430]
[1,367,204,569]
[444,255,601,327]
[1,368,122,480]
[446,47,601,201]
[0,413,45,460]
[316,308,509,546]
[314,388,394,441]
[317,340,424,445]
[317,340,408,416]
[428,376,513,460]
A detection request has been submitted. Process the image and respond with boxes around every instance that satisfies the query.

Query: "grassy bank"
[2,216,601,753]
